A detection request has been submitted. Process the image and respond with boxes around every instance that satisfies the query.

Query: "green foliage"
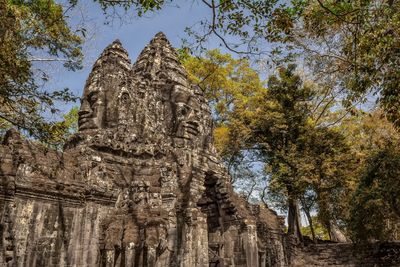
[86,0,168,17]
[183,49,266,199]
[301,216,330,241]
[272,0,400,126]
[183,49,264,161]
[335,110,400,243]
[0,0,83,142]
[160,1,400,242]
[62,106,79,134]
[48,106,79,147]
[29,106,79,149]
[241,65,355,239]
[349,142,400,244]
[246,65,313,197]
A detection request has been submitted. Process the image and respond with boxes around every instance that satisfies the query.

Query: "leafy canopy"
[271,0,400,126]
[0,0,83,142]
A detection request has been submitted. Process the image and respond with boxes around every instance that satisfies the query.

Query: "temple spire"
[78,39,132,132]
[91,39,132,71]
[133,32,187,83]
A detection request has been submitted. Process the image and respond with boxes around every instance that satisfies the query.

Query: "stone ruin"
[0,33,287,267]
[1,33,399,267]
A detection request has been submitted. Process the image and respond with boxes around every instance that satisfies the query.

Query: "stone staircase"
[292,243,400,267]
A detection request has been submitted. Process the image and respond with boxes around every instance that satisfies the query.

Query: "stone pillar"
[243,224,259,267]
[179,214,209,267]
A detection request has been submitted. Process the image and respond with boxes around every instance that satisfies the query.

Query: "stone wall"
[292,243,400,267]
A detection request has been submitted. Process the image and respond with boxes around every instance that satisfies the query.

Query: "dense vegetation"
[1,0,399,245]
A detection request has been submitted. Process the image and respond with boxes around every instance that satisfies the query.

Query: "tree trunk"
[287,197,303,241]
[317,191,348,242]
[300,197,316,242]
[329,220,348,242]
[303,207,315,242]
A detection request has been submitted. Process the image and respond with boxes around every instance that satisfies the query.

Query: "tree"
[227,64,356,241]
[271,0,400,126]
[338,110,400,244]
[349,142,400,244]
[0,0,83,141]
[301,216,330,241]
[182,49,265,124]
[246,65,313,240]
[182,49,266,196]
[45,106,79,148]
[301,126,355,242]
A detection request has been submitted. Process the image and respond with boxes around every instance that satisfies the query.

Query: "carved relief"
[78,87,106,131]
[0,32,290,267]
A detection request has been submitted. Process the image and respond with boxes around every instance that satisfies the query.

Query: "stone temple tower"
[0,33,287,267]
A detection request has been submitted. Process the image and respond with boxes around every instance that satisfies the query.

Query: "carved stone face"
[78,81,132,131]
[176,104,200,138]
[185,98,201,137]
[78,86,106,131]
[172,86,201,139]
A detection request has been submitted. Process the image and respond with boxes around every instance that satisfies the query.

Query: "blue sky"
[45,0,217,116]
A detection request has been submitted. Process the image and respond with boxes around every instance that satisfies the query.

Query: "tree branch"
[28,57,70,62]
